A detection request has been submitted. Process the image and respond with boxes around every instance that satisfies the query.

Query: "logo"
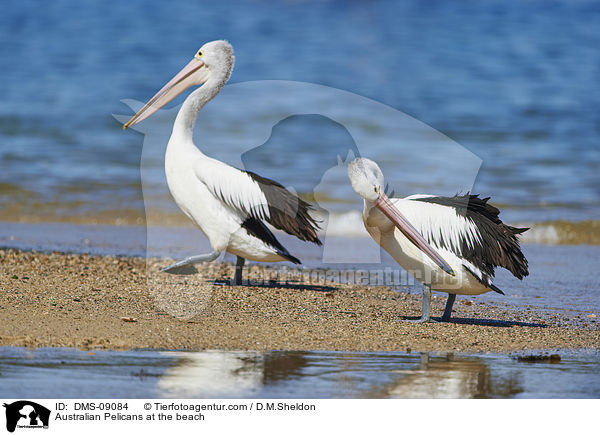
[3,401,50,433]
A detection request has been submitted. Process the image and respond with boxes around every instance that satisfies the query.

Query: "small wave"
[519,220,600,245]
[2,203,599,245]
[321,212,600,245]
[317,210,370,238]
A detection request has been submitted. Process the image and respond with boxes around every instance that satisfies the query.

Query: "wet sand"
[1,249,598,353]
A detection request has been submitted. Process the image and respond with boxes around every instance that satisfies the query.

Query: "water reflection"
[157,351,310,398]
[1,347,596,399]
[157,351,263,398]
[378,353,523,398]
[155,350,523,399]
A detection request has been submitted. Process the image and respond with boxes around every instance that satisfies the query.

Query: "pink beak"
[123,57,208,130]
[374,192,455,276]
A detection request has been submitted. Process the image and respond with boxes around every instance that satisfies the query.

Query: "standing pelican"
[123,41,321,284]
[348,158,529,322]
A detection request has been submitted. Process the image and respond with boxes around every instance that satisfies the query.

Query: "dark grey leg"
[441,293,456,322]
[161,251,220,274]
[233,256,245,285]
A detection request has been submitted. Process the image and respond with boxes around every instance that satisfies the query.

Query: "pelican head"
[198,40,235,83]
[348,157,455,276]
[123,40,234,130]
[348,157,384,203]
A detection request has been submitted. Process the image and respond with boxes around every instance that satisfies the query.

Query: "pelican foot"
[401,284,437,323]
[403,317,439,324]
[210,281,246,287]
[161,251,221,274]
[161,263,198,275]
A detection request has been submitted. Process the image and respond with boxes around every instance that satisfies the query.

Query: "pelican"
[348,158,529,322]
[123,40,321,284]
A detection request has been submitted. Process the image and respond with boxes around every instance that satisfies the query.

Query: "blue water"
[1,347,599,398]
[1,0,600,223]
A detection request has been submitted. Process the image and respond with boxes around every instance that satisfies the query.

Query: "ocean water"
[1,347,599,398]
[1,0,599,244]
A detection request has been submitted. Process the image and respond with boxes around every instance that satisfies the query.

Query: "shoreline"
[1,249,598,353]
[2,216,600,246]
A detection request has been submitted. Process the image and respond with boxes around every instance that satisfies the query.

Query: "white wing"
[193,157,321,243]
[395,196,482,254]
[193,158,270,221]
[395,194,529,283]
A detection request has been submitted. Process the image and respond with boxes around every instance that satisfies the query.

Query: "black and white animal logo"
[3,401,50,433]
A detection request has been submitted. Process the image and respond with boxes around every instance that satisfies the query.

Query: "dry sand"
[1,249,598,353]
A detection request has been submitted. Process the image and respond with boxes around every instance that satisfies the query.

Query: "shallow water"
[1,0,600,234]
[0,347,598,399]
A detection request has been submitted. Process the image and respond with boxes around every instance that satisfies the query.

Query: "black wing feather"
[415,194,529,281]
[241,217,301,264]
[244,171,322,246]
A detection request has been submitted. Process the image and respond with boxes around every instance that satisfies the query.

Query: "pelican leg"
[441,293,457,322]
[419,284,433,322]
[161,251,221,274]
[405,284,437,323]
[233,256,245,285]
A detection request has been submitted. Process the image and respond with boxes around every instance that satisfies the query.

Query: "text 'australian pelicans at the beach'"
[123,41,321,284]
[348,157,529,322]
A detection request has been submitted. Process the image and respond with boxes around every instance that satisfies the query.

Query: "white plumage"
[165,145,298,262]
[124,40,321,284]
[363,196,496,295]
[194,158,271,220]
[349,157,529,322]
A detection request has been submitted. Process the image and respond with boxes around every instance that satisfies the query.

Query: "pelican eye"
[197,50,203,57]
[373,186,378,193]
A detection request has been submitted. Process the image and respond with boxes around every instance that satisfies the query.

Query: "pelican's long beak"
[123,57,209,130]
[374,192,455,276]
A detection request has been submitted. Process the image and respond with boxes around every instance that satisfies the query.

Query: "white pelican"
[385,353,491,398]
[348,158,529,322]
[123,41,321,284]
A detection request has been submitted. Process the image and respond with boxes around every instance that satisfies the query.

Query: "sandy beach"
[1,248,598,353]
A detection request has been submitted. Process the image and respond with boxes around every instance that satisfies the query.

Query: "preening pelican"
[124,40,321,284]
[348,158,529,322]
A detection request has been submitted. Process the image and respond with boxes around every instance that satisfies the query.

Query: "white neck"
[171,78,222,142]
